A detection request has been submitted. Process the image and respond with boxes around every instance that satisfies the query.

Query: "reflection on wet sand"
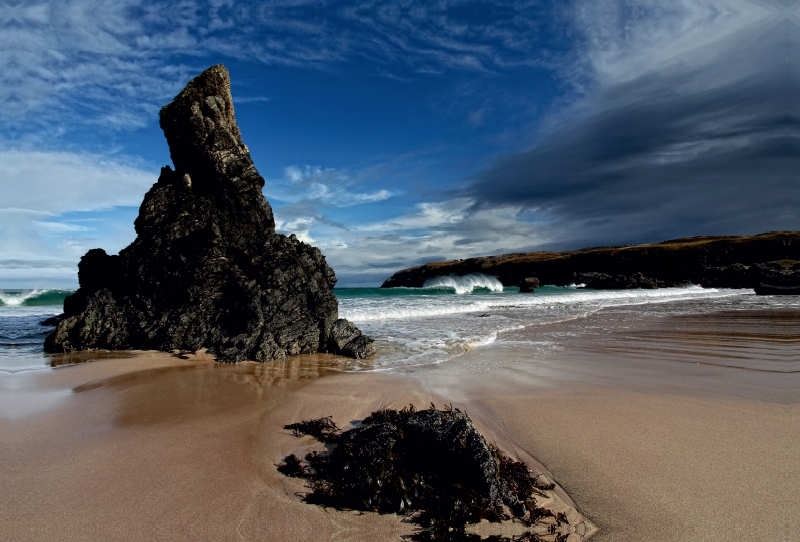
[6,306,799,541]
[566,308,800,403]
[48,350,136,367]
[441,308,800,403]
[70,352,374,427]
[2,350,423,542]
[426,307,800,541]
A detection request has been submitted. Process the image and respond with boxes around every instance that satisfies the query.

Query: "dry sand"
[2,307,798,541]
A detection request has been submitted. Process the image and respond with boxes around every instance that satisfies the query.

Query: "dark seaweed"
[276,453,307,478]
[278,405,570,541]
[283,415,339,442]
[406,533,546,542]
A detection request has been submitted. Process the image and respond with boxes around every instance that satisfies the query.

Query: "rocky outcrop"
[701,262,800,290]
[574,271,667,290]
[45,65,374,361]
[754,284,800,295]
[518,277,539,293]
[381,232,800,290]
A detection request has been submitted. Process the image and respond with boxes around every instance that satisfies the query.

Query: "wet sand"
[1,351,589,541]
[2,307,799,541]
[2,353,427,541]
[420,308,800,541]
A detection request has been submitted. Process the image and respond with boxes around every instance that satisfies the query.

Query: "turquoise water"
[0,289,72,308]
[0,279,776,373]
[0,290,68,372]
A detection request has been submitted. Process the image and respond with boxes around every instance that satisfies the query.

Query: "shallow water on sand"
[337,284,777,371]
[418,298,800,404]
[2,283,799,377]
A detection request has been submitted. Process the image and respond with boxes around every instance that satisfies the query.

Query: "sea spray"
[422,273,504,294]
[0,289,49,307]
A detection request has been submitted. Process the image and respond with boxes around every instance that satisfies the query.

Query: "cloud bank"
[469,0,800,248]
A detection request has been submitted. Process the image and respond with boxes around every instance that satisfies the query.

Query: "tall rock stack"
[45,65,374,362]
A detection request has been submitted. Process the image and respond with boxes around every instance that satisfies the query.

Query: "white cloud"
[267,159,552,285]
[280,197,549,286]
[571,0,774,86]
[0,150,155,286]
[269,164,395,208]
[271,164,398,254]
[0,149,155,213]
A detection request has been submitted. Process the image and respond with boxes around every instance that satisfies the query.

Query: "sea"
[2,273,798,374]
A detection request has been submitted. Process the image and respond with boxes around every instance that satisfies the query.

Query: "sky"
[1,0,798,288]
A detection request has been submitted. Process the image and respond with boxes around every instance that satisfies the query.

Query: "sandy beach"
[2,306,798,541]
[422,307,800,541]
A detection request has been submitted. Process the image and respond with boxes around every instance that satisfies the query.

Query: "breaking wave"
[0,289,72,307]
[422,273,504,294]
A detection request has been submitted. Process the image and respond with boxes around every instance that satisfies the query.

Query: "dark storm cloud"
[469,1,800,248]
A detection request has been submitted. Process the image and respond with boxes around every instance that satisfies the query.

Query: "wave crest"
[0,289,72,307]
[422,273,504,294]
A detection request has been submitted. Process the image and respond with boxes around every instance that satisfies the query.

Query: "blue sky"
[2,0,798,287]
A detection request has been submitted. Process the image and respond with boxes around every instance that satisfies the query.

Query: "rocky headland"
[45,65,374,361]
[381,231,800,291]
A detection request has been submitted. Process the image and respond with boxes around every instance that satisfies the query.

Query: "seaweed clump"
[278,405,572,541]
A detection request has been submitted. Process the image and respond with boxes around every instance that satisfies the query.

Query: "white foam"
[341,285,739,323]
[343,299,494,322]
[0,289,46,306]
[422,273,504,294]
[338,285,756,372]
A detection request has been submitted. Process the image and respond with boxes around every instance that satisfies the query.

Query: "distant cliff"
[381,232,800,290]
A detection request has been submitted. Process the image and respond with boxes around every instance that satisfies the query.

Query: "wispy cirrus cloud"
[6,0,796,288]
[279,165,393,206]
[1,0,570,136]
[0,149,155,213]
[269,164,395,243]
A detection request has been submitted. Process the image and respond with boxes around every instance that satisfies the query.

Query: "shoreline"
[3,305,798,540]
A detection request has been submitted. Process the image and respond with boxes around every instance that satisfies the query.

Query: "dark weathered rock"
[755,284,800,295]
[700,263,752,288]
[702,262,800,289]
[569,271,665,290]
[518,277,539,293]
[45,65,374,362]
[38,316,60,327]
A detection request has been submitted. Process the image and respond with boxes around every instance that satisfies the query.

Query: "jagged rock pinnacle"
[46,65,375,362]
